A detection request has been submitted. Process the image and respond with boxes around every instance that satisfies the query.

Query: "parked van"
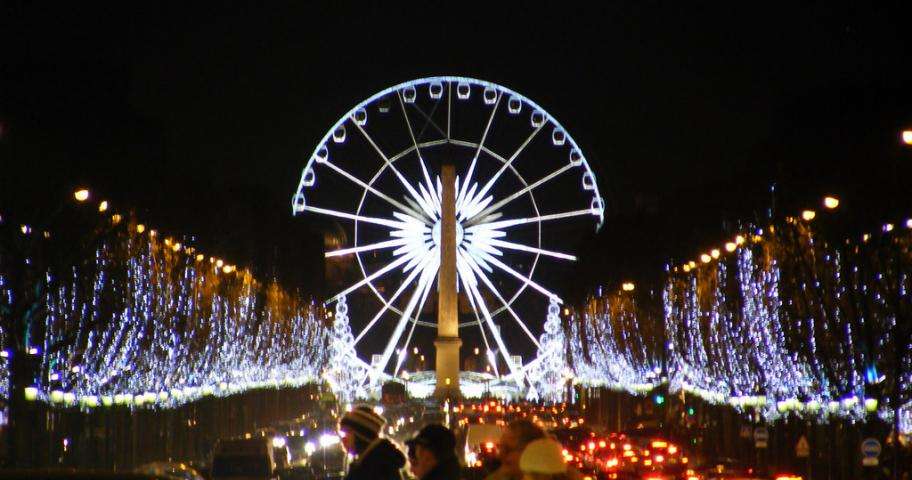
[211,437,276,480]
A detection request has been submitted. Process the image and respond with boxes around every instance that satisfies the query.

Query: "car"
[306,442,348,480]
[134,462,205,480]
[211,437,278,480]
[697,458,766,480]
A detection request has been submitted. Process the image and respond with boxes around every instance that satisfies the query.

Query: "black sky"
[2,3,911,357]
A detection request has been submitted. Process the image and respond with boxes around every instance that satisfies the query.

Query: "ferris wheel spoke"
[417,182,440,218]
[457,93,502,208]
[376,254,440,374]
[459,249,542,349]
[459,266,521,382]
[352,248,438,346]
[401,94,447,140]
[392,266,437,377]
[413,96,445,142]
[321,160,429,224]
[468,245,563,304]
[455,265,498,375]
[483,238,577,261]
[397,92,440,209]
[458,190,493,222]
[300,204,413,230]
[467,163,575,226]
[473,123,546,206]
[468,208,596,232]
[351,120,434,220]
[326,249,419,305]
[325,238,410,258]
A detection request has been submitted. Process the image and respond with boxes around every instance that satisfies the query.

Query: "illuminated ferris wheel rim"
[294,75,605,227]
[293,76,605,380]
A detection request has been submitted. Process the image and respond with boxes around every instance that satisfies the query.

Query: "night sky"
[3,3,911,359]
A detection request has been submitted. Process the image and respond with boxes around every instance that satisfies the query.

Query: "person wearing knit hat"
[339,405,406,480]
[339,405,386,445]
[519,438,578,480]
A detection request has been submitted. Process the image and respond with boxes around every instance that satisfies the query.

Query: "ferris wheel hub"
[432,218,464,249]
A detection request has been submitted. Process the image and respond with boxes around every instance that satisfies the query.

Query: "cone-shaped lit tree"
[327,296,367,402]
[526,297,568,403]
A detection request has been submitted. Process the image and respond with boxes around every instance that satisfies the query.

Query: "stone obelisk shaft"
[434,163,461,399]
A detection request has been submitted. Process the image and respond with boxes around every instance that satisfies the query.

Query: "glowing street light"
[724,242,737,253]
[710,249,720,259]
[823,196,839,209]
[74,188,90,202]
[902,129,912,145]
[700,254,712,264]
[622,282,635,292]
[801,210,816,221]
[98,200,109,212]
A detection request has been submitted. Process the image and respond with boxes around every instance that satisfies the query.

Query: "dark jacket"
[421,455,461,480]
[344,438,406,480]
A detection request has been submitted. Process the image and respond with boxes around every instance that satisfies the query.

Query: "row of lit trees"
[1,188,330,407]
[569,202,911,432]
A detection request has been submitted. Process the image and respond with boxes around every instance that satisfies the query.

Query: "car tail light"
[651,440,668,448]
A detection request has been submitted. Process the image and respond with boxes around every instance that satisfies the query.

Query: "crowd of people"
[336,405,580,480]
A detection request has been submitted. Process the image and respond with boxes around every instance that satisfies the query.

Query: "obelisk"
[434,162,461,399]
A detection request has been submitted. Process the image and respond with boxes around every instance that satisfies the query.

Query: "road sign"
[753,427,769,448]
[795,435,810,458]
[740,425,753,439]
[861,438,881,467]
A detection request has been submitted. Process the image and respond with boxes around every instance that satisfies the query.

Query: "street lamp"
[822,196,839,209]
[74,188,90,202]
[901,129,912,145]
[621,282,635,292]
[801,210,816,221]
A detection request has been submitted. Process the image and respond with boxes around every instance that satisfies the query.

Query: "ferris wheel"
[293,76,604,385]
